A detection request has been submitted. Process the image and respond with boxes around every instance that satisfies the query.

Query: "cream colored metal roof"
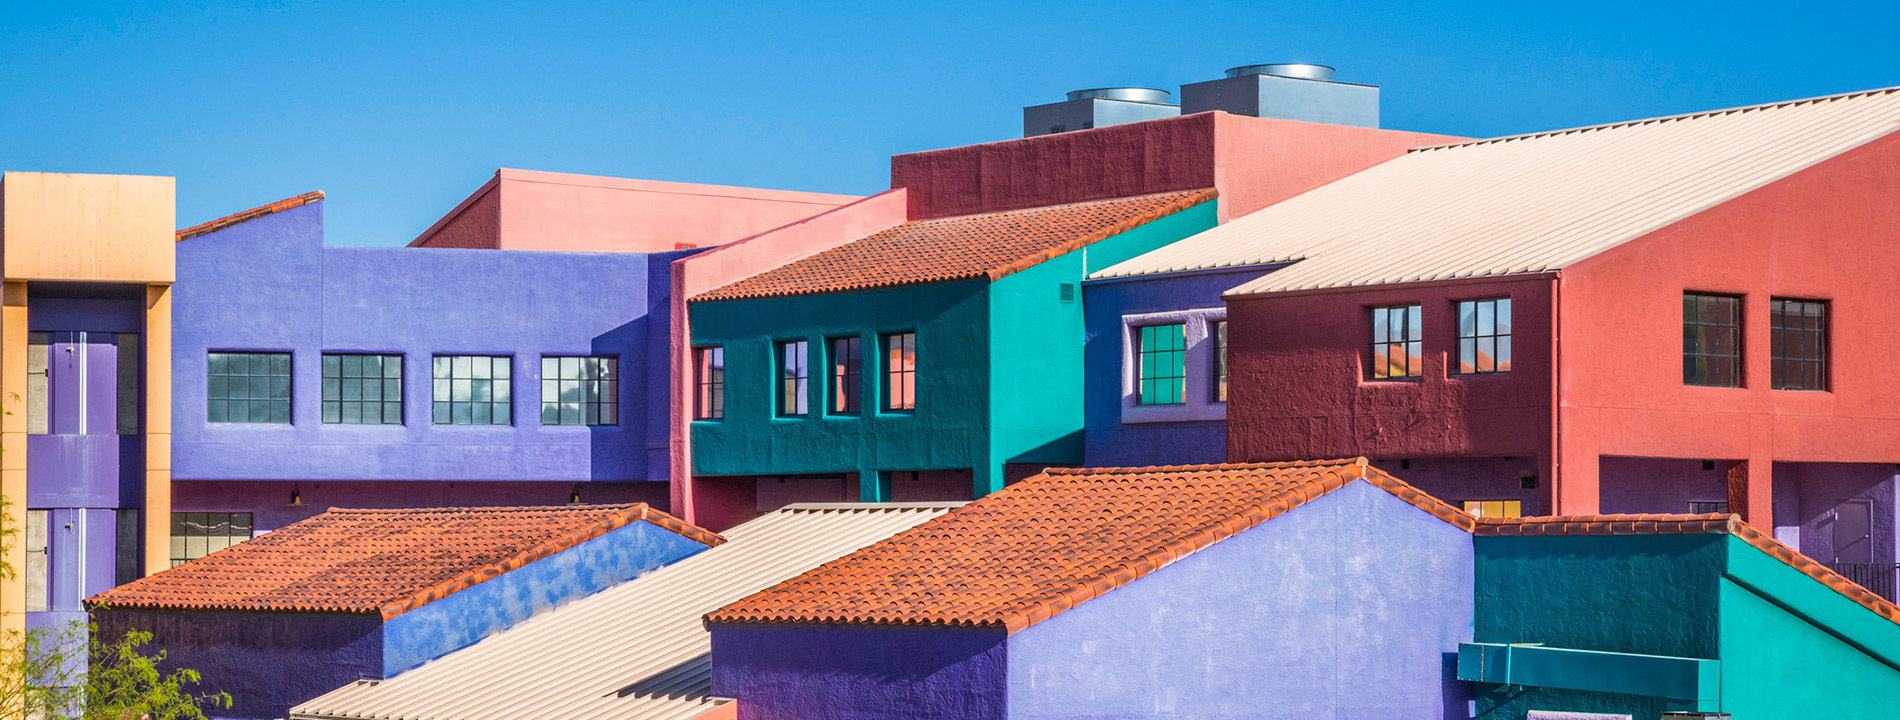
[289,502,960,720]
[1089,86,1900,294]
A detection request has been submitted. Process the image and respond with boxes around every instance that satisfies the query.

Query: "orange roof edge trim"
[376,504,723,620]
[177,190,325,241]
[983,188,1219,282]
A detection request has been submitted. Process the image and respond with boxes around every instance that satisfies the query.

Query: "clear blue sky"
[4,1,1896,246]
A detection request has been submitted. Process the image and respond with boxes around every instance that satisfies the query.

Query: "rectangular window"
[694,346,725,420]
[1683,293,1741,387]
[26,332,48,435]
[1370,305,1423,379]
[432,355,512,425]
[1456,298,1512,374]
[1212,321,1228,402]
[1770,298,1827,391]
[884,332,916,412]
[777,341,809,416]
[25,510,47,612]
[1137,324,1187,405]
[116,333,140,435]
[541,356,619,426]
[207,351,292,423]
[322,354,403,425]
[169,512,254,567]
[1687,500,1730,515]
[1462,500,1522,519]
[116,508,140,586]
[831,337,862,415]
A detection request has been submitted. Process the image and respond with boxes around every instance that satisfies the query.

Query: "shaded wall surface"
[709,625,1008,720]
[93,609,382,720]
[1007,480,1473,720]
[1081,267,1270,468]
[174,201,684,517]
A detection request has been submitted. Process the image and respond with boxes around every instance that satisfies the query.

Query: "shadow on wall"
[591,316,652,487]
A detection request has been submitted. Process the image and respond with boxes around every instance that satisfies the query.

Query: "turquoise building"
[685,190,1216,526]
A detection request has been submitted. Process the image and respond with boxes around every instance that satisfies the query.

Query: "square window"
[434,355,511,425]
[540,356,619,426]
[322,354,402,424]
[207,352,292,423]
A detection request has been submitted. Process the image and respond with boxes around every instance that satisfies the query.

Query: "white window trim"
[1120,307,1227,424]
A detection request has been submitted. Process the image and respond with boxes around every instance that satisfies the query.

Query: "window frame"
[431,354,514,426]
[1769,297,1828,392]
[1454,298,1512,375]
[1368,305,1424,380]
[1211,320,1228,403]
[207,350,294,424]
[882,332,917,413]
[776,340,810,417]
[1135,323,1188,406]
[169,511,254,568]
[540,355,620,426]
[693,346,725,421]
[322,353,404,425]
[829,336,862,415]
[1683,292,1743,388]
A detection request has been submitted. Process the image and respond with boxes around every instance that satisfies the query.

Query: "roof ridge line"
[176,190,324,241]
[1413,85,1900,152]
[985,188,1219,282]
[376,504,724,620]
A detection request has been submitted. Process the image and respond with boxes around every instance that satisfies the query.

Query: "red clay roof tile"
[1476,512,1900,624]
[90,504,723,619]
[693,189,1217,302]
[704,459,1470,634]
[176,190,324,241]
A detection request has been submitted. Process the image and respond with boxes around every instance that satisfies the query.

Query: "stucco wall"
[1558,131,1900,515]
[379,519,710,677]
[173,201,679,496]
[709,625,1008,720]
[92,608,382,720]
[1081,267,1271,468]
[171,478,670,531]
[688,279,991,495]
[1005,480,1473,719]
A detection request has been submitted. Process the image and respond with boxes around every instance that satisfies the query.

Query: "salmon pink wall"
[411,169,859,253]
[1225,276,1557,494]
[890,112,1460,222]
[1558,130,1900,519]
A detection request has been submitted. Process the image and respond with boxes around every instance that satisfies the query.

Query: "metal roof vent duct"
[1182,63,1379,128]
[1024,87,1180,138]
[1225,63,1336,81]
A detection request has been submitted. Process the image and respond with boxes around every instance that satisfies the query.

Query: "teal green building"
[685,190,1216,521]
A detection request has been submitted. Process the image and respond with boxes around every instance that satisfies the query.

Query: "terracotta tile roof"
[704,459,1470,634]
[694,189,1217,302]
[90,504,723,619]
[1476,512,1900,625]
[177,190,324,241]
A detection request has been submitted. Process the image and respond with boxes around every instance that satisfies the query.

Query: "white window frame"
[1120,307,1227,424]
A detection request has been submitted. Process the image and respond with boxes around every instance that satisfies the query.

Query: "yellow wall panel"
[1,172,175,283]
[144,284,172,576]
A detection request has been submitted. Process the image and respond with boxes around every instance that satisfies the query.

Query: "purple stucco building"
[170,197,690,541]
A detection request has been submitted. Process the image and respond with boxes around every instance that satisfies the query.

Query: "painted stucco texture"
[1005,480,1474,720]
[92,609,382,720]
[709,625,1008,720]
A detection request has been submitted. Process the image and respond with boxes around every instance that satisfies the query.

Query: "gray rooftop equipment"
[1022,87,1181,138]
[1180,63,1380,128]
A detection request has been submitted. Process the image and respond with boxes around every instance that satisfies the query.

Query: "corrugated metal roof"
[288,502,959,720]
[1089,86,1900,294]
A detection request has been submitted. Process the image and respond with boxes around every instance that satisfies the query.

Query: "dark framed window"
[1688,500,1730,515]
[1369,305,1422,380]
[1137,324,1187,405]
[541,356,618,426]
[1212,321,1228,402]
[1770,298,1827,391]
[323,354,403,424]
[169,512,253,567]
[883,332,916,412]
[694,346,725,420]
[432,355,512,425]
[1456,298,1512,374]
[208,351,292,423]
[831,337,861,414]
[777,341,810,417]
[1683,293,1741,387]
